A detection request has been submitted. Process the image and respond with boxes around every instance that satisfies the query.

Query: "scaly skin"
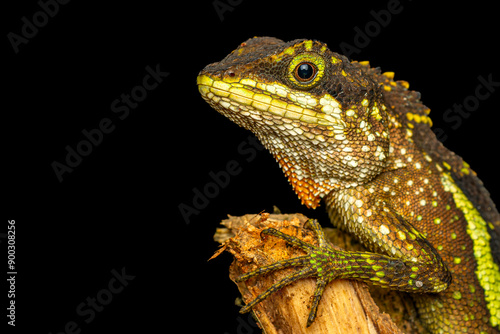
[197,37,500,333]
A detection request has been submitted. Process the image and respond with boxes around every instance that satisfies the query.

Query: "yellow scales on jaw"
[198,36,500,332]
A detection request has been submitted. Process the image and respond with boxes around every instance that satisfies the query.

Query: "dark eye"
[294,62,317,82]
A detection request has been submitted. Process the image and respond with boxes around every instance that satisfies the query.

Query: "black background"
[5,1,500,333]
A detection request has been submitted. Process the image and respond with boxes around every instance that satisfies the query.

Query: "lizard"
[197,36,500,333]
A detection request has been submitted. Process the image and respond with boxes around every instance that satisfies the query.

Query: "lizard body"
[197,37,500,333]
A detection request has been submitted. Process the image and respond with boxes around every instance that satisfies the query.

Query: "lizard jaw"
[197,74,346,130]
[197,73,352,208]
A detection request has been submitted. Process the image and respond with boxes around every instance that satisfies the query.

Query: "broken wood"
[212,213,403,334]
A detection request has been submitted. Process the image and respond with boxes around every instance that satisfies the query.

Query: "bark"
[212,213,403,334]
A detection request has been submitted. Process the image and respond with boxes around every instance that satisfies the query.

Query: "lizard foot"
[236,219,337,327]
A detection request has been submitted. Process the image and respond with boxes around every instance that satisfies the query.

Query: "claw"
[261,227,316,252]
[307,276,330,327]
[239,266,315,314]
[304,219,330,248]
[235,255,310,282]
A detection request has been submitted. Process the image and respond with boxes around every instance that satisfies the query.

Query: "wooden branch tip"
[213,213,403,334]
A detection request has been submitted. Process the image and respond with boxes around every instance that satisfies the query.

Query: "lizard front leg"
[332,187,452,290]
[237,192,452,326]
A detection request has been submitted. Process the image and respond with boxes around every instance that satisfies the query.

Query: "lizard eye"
[295,62,317,82]
[287,53,325,89]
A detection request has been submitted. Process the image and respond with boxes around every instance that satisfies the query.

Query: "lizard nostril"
[227,70,236,77]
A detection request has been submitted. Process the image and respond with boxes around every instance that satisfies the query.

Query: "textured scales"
[197,37,500,333]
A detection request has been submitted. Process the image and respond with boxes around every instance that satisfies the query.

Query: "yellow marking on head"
[197,75,213,86]
[382,72,395,80]
[398,80,410,89]
[304,40,313,51]
[253,93,272,104]
[240,78,256,87]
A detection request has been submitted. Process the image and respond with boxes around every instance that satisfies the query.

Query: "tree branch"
[212,213,403,334]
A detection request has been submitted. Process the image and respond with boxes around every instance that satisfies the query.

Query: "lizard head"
[198,37,391,208]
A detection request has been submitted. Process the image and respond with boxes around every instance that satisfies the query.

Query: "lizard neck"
[255,102,399,209]
[258,130,378,209]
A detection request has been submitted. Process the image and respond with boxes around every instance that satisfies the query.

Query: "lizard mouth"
[197,74,346,133]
